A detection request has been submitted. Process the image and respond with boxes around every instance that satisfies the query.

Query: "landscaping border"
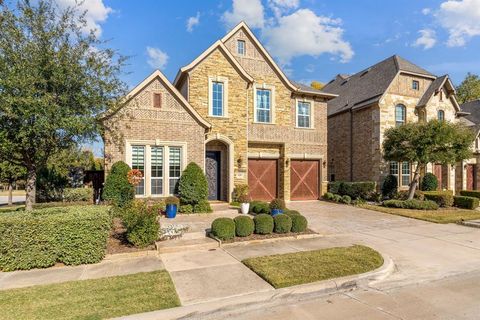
[208,231,323,247]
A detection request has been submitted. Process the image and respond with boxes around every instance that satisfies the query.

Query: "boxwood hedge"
[0,206,111,271]
[454,196,479,209]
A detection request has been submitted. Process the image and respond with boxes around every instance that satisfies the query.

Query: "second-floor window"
[297,101,311,128]
[256,89,271,123]
[211,81,224,116]
[237,40,245,55]
[438,110,445,121]
[395,104,406,127]
[412,80,419,90]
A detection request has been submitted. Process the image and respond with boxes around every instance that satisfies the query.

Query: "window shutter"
[153,93,162,108]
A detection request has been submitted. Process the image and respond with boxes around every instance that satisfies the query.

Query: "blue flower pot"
[271,209,283,217]
[166,204,177,219]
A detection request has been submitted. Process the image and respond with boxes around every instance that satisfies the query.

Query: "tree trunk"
[407,164,422,200]
[7,182,13,206]
[25,166,36,211]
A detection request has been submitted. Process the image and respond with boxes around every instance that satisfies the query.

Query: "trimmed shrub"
[0,206,111,271]
[63,188,93,202]
[179,204,193,213]
[274,214,292,233]
[269,198,286,210]
[382,175,398,198]
[341,195,351,204]
[332,194,342,202]
[250,201,270,214]
[421,173,438,191]
[285,210,301,216]
[454,196,479,209]
[327,181,376,199]
[423,191,454,207]
[211,217,235,240]
[122,200,160,247]
[254,214,274,234]
[166,196,180,206]
[234,216,254,237]
[193,199,212,213]
[459,190,480,199]
[290,214,308,233]
[178,162,209,205]
[383,199,439,210]
[232,184,249,203]
[323,192,334,200]
[103,161,135,207]
[394,190,425,201]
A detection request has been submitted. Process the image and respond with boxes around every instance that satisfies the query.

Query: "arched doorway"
[205,137,233,201]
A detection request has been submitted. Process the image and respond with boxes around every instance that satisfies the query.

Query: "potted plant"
[165,196,180,219]
[238,194,250,214]
[269,198,285,216]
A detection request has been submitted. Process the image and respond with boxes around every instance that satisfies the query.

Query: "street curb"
[104,250,158,261]
[113,251,394,320]
[209,231,323,248]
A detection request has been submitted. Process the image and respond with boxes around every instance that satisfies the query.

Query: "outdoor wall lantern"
[285,158,290,167]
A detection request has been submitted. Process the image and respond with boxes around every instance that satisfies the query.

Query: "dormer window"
[412,80,419,90]
[237,40,245,56]
[153,93,162,108]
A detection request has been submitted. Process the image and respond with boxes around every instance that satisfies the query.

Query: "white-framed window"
[438,110,445,121]
[296,100,312,128]
[131,145,145,195]
[395,104,406,127]
[208,77,228,117]
[169,147,182,195]
[256,88,272,123]
[128,142,185,197]
[237,40,245,55]
[390,161,410,187]
[150,147,163,195]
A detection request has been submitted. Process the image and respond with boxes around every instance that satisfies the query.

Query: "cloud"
[413,29,437,49]
[422,8,431,15]
[222,0,265,29]
[186,12,200,32]
[262,9,354,64]
[55,0,112,36]
[436,0,480,47]
[268,0,299,17]
[146,47,169,70]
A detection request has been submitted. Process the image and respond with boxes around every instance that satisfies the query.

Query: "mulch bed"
[106,218,155,254]
[219,228,317,244]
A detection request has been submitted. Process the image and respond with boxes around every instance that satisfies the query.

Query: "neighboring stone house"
[323,55,463,192]
[104,22,336,202]
[457,100,480,191]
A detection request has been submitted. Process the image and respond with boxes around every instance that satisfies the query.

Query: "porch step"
[458,219,480,228]
[181,231,208,240]
[156,237,219,254]
[210,202,232,212]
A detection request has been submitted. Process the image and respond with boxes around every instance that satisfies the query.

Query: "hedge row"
[459,190,480,199]
[0,206,111,271]
[454,196,479,209]
[211,212,308,240]
[423,191,454,207]
[383,199,439,210]
[327,181,376,199]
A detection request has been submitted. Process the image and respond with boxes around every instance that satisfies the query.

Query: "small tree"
[103,161,134,207]
[0,162,26,206]
[381,174,398,198]
[457,73,480,104]
[310,81,324,90]
[178,162,208,205]
[383,120,474,200]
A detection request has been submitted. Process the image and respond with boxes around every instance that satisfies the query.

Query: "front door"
[206,151,221,200]
[434,164,443,190]
[467,164,476,191]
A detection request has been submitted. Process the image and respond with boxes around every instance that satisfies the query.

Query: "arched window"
[395,104,406,127]
[438,110,445,121]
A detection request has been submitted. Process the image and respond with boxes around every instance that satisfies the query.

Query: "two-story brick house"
[104,22,335,202]
[323,55,462,192]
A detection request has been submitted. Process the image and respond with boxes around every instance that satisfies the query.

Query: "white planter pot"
[240,202,250,214]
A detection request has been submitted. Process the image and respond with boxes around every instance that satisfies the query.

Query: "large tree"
[383,120,474,200]
[0,0,127,210]
[457,73,480,104]
[0,161,26,206]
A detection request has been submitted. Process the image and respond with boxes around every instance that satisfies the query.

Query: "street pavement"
[0,195,25,205]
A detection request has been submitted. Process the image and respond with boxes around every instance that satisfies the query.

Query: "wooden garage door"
[248,159,277,201]
[290,160,319,200]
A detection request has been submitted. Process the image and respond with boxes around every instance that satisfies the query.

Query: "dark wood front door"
[291,160,319,200]
[206,151,221,200]
[248,159,277,201]
[434,164,443,190]
[467,164,476,191]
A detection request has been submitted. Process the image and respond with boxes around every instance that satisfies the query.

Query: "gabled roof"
[323,55,437,116]
[127,70,211,128]
[417,75,460,111]
[460,100,480,126]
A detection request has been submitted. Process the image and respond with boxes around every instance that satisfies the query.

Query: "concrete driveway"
[289,201,480,290]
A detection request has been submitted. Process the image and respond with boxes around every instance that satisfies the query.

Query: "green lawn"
[359,204,480,223]
[243,245,383,288]
[0,270,180,320]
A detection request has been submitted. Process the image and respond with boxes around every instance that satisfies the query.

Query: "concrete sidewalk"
[0,253,163,290]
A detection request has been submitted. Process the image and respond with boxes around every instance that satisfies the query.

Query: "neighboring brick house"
[457,100,480,191]
[104,22,336,202]
[323,55,463,192]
